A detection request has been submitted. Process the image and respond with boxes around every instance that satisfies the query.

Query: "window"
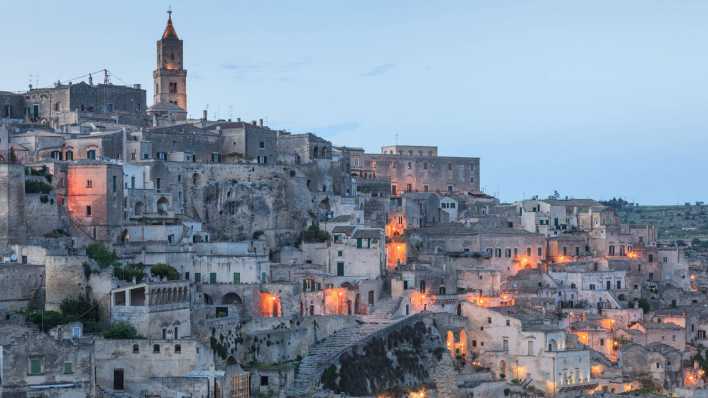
[174,344,181,353]
[259,141,265,149]
[112,176,117,192]
[63,362,73,374]
[337,250,343,257]
[337,262,344,276]
[87,150,96,160]
[537,247,542,256]
[153,344,160,353]
[447,185,453,193]
[29,357,42,375]
[487,317,492,324]
[368,290,375,305]
[209,273,217,284]
[506,319,511,326]
[71,326,81,338]
[131,176,136,189]
[194,273,201,282]
[86,206,92,216]
[406,183,412,192]
[133,344,139,353]
[423,184,429,192]
[169,82,178,94]
[527,247,532,256]
[260,376,269,386]
[86,179,93,188]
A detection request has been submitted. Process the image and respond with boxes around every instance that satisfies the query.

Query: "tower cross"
[167,5,172,19]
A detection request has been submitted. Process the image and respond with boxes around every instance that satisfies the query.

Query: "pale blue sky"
[2,1,707,204]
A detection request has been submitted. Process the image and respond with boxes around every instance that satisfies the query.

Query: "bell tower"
[153,8,187,112]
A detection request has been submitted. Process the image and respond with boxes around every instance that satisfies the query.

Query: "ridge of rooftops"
[412,222,542,237]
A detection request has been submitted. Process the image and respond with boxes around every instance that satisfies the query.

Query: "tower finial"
[167,5,172,19]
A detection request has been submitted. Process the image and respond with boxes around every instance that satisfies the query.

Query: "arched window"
[86,149,96,160]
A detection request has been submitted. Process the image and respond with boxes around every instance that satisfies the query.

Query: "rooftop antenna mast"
[394,132,399,146]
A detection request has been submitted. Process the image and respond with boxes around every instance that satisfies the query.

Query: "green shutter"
[64,362,73,374]
[233,272,240,284]
[357,238,362,248]
[30,358,41,375]
[209,273,217,284]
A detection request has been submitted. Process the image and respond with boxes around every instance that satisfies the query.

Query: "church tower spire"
[153,7,187,112]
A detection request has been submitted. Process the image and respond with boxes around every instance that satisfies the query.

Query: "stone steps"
[288,297,405,397]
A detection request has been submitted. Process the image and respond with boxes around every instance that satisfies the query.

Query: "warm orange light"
[386,242,407,269]
[591,364,604,377]
[599,318,615,331]
[259,292,281,317]
[626,251,639,259]
[324,288,347,315]
[575,332,589,345]
[409,388,426,398]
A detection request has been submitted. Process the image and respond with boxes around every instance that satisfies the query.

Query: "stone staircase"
[431,353,459,397]
[288,297,405,397]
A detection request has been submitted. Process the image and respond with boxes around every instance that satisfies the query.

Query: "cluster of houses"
[0,10,705,398]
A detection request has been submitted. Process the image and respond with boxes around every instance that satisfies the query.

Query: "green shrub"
[150,263,179,281]
[25,180,53,194]
[114,263,145,283]
[60,296,99,324]
[27,310,65,332]
[86,243,119,268]
[103,322,139,339]
[303,224,330,243]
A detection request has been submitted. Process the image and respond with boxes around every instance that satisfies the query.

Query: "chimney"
[252,120,257,126]
[237,117,241,122]
[259,118,263,127]
[202,109,207,121]
[133,84,141,90]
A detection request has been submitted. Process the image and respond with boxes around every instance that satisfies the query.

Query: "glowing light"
[591,365,604,377]
[259,292,281,317]
[626,251,639,259]
[409,389,427,398]
[386,242,407,269]
[324,288,347,315]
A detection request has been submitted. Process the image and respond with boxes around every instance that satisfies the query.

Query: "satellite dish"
[10,254,17,262]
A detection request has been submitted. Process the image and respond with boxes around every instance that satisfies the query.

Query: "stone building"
[62,161,124,241]
[24,81,146,128]
[277,132,333,165]
[94,338,216,397]
[0,163,26,244]
[110,280,192,339]
[0,324,94,397]
[352,145,480,195]
[153,10,188,114]
[0,91,25,121]
[216,121,277,164]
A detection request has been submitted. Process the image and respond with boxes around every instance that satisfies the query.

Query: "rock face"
[318,317,448,397]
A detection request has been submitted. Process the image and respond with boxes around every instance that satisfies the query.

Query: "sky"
[2,1,708,204]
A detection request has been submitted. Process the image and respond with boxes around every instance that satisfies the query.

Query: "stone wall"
[44,255,88,311]
[0,163,26,244]
[0,264,43,312]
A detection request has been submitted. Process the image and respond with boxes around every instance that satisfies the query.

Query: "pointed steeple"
[162,7,179,40]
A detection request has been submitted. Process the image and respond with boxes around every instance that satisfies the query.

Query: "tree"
[103,322,139,339]
[150,263,179,281]
[86,243,119,268]
[303,224,330,243]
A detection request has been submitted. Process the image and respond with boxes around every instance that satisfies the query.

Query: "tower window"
[169,82,178,94]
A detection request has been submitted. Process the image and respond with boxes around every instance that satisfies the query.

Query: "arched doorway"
[222,292,243,305]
